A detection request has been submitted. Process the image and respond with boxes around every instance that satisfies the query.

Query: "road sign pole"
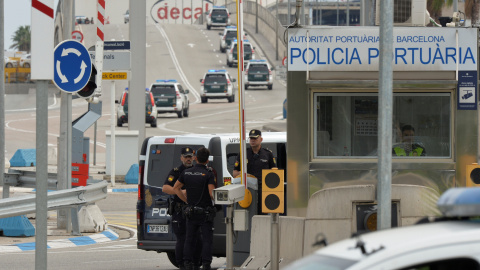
[110,81,116,187]
[35,80,48,270]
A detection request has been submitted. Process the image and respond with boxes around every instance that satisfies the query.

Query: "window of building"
[313,92,451,158]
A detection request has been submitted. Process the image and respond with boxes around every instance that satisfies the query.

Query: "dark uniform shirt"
[234,147,276,181]
[178,164,216,208]
[164,164,188,203]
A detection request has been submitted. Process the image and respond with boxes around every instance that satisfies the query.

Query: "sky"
[4,0,59,52]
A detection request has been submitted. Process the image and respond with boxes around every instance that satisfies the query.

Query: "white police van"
[284,187,480,270]
[136,132,287,267]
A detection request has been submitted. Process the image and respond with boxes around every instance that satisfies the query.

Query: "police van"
[136,132,287,267]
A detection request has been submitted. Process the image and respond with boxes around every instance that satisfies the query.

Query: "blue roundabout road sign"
[53,40,92,93]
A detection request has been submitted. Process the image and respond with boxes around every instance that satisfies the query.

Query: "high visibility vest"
[393,146,424,156]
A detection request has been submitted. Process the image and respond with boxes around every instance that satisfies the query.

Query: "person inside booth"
[393,125,426,157]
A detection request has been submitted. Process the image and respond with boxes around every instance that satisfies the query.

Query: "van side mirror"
[218,32,222,36]
[232,78,236,82]
[271,66,275,71]
[185,89,190,94]
[115,100,119,104]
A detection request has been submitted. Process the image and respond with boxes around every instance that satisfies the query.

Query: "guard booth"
[285,26,479,244]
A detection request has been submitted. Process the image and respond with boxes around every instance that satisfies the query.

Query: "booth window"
[314,93,451,158]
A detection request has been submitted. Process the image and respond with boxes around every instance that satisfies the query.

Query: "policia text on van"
[136,132,286,267]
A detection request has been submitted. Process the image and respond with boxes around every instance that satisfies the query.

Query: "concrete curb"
[0,228,119,253]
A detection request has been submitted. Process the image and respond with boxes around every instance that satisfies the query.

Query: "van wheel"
[207,25,211,30]
[117,119,122,127]
[228,95,235,103]
[220,47,225,53]
[227,60,232,67]
[166,251,178,268]
[201,97,208,103]
[151,118,157,127]
[183,105,189,117]
[177,111,183,118]
[24,63,30,68]
[5,63,12,68]
[268,85,273,90]
[245,85,248,90]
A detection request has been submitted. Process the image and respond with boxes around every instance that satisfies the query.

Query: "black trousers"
[184,213,214,264]
[172,212,202,265]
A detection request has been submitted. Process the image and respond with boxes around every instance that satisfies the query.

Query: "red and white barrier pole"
[94,0,105,99]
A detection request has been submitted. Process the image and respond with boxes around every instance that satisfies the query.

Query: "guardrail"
[0,170,108,219]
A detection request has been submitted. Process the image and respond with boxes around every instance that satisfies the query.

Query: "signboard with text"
[287,27,477,72]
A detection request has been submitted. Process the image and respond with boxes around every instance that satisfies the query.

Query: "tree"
[9,25,31,52]
[428,0,478,25]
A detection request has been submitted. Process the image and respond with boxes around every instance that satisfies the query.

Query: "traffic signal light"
[262,169,284,214]
[466,164,480,187]
[76,64,97,100]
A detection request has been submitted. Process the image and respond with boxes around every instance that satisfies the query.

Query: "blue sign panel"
[53,40,92,93]
[104,41,130,50]
[457,71,477,110]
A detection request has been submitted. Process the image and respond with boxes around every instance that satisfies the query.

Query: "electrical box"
[234,209,249,231]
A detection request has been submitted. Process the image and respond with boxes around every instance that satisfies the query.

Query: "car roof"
[313,220,480,269]
[146,132,286,146]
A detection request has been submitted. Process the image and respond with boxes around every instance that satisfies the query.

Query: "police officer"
[173,147,216,270]
[232,129,276,214]
[162,147,201,270]
[393,125,426,156]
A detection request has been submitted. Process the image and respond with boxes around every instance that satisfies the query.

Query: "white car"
[20,54,31,68]
[206,6,230,30]
[200,69,236,103]
[116,88,158,127]
[244,59,274,90]
[284,187,480,270]
[149,79,189,118]
[226,39,255,67]
[4,56,17,68]
[219,26,237,53]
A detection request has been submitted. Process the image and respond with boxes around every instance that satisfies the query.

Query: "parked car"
[284,187,480,270]
[124,10,129,24]
[20,54,31,68]
[4,56,18,68]
[149,80,189,118]
[116,88,157,127]
[226,39,255,67]
[245,59,274,90]
[200,69,236,103]
[206,6,230,30]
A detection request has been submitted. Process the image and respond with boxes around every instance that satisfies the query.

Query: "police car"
[199,69,236,103]
[244,59,274,90]
[219,26,238,53]
[284,187,480,270]
[116,88,158,127]
[136,132,287,268]
[226,39,255,68]
[206,6,231,30]
[149,80,190,118]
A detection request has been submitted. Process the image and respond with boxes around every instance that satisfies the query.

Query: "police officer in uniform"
[232,129,276,214]
[173,147,216,270]
[393,125,426,156]
[162,147,201,270]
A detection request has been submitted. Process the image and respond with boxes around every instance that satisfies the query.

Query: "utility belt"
[167,199,186,216]
[183,205,216,221]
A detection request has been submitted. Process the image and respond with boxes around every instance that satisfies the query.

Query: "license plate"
[254,75,263,78]
[147,224,168,233]
[158,98,168,102]
[211,86,220,89]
